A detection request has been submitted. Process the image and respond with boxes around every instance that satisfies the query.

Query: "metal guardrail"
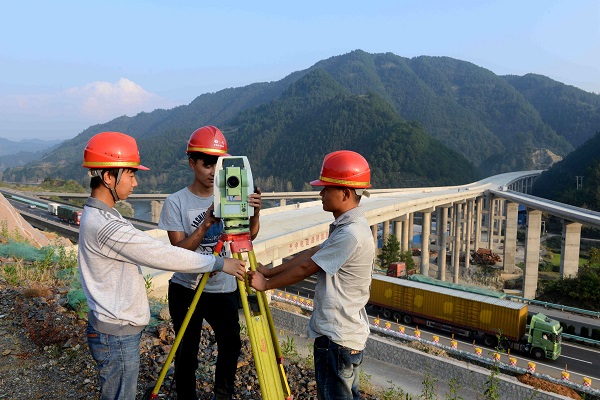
[562,333,600,346]
[505,295,600,319]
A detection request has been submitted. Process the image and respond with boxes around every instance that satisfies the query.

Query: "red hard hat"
[186,126,229,156]
[310,150,371,188]
[82,131,149,170]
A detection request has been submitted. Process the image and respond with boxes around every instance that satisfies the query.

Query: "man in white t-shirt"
[159,126,261,400]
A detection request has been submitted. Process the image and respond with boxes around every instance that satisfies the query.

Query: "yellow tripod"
[145,231,291,400]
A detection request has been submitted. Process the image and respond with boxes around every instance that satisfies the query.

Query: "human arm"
[248,249,321,291]
[256,247,319,278]
[90,217,227,274]
[249,188,262,240]
[166,204,219,250]
[222,258,246,280]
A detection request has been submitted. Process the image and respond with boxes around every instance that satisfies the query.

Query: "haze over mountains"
[1,50,599,194]
[0,138,63,171]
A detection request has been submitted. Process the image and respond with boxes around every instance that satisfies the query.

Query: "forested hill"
[3,50,599,192]
[533,132,600,211]
[226,69,479,191]
[503,74,600,148]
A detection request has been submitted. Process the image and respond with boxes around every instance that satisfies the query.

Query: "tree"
[378,234,401,269]
[588,247,600,266]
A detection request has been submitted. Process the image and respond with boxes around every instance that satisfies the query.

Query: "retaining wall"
[270,307,582,400]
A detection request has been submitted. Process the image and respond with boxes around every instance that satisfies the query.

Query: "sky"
[1,0,599,141]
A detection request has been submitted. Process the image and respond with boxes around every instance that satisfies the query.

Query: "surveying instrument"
[146,156,292,400]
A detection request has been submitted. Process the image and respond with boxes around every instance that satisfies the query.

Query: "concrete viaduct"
[32,170,600,299]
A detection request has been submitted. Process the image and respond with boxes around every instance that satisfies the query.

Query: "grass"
[549,253,587,267]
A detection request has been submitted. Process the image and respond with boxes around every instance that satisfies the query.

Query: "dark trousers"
[314,335,363,400]
[168,281,241,400]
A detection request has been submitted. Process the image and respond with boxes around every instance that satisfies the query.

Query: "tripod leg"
[248,250,292,398]
[145,272,210,400]
[234,252,291,399]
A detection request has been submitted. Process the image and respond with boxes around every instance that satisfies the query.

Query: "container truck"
[57,205,82,225]
[47,202,59,216]
[369,274,562,360]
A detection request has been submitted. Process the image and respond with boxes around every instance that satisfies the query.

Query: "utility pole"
[576,176,583,191]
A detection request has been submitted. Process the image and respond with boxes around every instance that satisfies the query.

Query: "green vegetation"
[39,177,87,193]
[533,131,600,209]
[378,234,402,269]
[378,234,416,272]
[535,238,600,312]
[537,266,600,311]
[0,241,78,290]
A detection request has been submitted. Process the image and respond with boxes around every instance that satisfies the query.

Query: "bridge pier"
[382,220,390,244]
[560,220,582,278]
[150,200,163,224]
[420,208,434,277]
[474,197,483,251]
[464,199,474,270]
[400,215,410,252]
[523,208,542,299]
[452,202,464,283]
[503,201,519,273]
[486,194,495,252]
[436,205,450,281]
[408,213,415,250]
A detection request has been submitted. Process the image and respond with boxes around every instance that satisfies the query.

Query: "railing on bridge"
[506,294,600,319]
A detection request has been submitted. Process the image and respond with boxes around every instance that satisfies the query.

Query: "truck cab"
[527,313,562,360]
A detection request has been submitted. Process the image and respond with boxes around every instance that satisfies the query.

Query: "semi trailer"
[47,202,59,216]
[369,274,562,360]
[57,205,82,225]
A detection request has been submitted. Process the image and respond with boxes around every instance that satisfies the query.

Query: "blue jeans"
[86,323,142,400]
[313,335,363,400]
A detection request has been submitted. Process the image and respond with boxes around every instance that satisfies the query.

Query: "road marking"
[559,355,592,364]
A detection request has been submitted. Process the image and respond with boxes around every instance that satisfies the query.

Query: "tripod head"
[213,156,254,234]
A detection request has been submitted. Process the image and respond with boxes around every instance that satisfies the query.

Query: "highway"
[3,177,600,385]
[0,188,157,242]
[283,277,600,385]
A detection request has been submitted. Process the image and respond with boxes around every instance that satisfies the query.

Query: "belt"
[315,336,361,354]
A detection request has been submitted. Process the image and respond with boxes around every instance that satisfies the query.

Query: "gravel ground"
[0,277,379,400]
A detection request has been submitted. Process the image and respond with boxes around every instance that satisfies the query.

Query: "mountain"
[226,69,479,191]
[309,52,572,166]
[0,138,63,172]
[532,132,600,211]
[503,74,600,148]
[3,50,600,192]
[0,137,62,157]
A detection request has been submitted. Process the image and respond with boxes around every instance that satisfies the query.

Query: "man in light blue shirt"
[248,150,374,400]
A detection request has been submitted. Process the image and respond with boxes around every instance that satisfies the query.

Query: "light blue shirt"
[309,206,374,350]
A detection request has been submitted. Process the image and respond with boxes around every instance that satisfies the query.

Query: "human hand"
[247,270,267,291]
[255,263,271,277]
[249,188,262,213]
[201,204,220,231]
[222,258,246,280]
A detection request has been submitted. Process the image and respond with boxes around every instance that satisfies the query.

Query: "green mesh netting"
[408,274,506,298]
[60,267,90,316]
[2,240,167,323]
[0,242,58,262]
[0,240,89,315]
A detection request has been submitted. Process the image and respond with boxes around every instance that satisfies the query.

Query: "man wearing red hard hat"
[158,126,262,400]
[78,131,246,400]
[248,150,374,400]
